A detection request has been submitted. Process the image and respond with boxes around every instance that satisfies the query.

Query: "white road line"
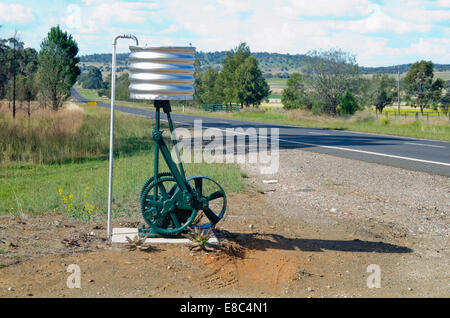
[308,131,330,136]
[179,123,450,168]
[404,142,446,149]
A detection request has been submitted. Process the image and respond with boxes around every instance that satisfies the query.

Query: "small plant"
[125,235,149,251]
[59,188,74,214]
[58,186,95,219]
[0,246,5,254]
[380,116,390,125]
[240,172,249,179]
[185,226,215,252]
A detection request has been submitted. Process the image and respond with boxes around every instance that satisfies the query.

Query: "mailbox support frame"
[107,34,139,239]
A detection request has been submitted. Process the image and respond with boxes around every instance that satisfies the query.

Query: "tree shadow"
[217,231,413,254]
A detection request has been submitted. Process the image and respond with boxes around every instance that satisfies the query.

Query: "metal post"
[107,34,139,240]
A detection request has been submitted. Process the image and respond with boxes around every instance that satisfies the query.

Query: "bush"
[380,116,390,125]
[311,99,328,115]
[339,91,359,115]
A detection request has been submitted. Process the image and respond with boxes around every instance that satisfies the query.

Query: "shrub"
[339,90,359,115]
[311,99,328,115]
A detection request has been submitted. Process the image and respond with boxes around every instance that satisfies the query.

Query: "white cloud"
[274,0,373,18]
[0,3,34,24]
[335,6,433,34]
[62,1,159,34]
[435,0,450,8]
[159,25,179,34]
[49,0,449,66]
[216,0,251,15]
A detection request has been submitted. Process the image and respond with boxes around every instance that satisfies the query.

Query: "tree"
[431,78,445,110]
[38,25,80,110]
[355,77,372,110]
[195,68,221,105]
[339,90,359,115]
[6,31,24,119]
[440,91,450,114]
[303,48,360,115]
[281,72,311,110]
[404,60,443,115]
[216,42,251,107]
[20,48,38,118]
[101,72,129,101]
[78,66,103,89]
[235,56,270,107]
[370,74,396,114]
[0,32,9,99]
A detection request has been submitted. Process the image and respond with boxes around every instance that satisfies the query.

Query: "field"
[266,78,288,94]
[0,101,242,216]
[362,71,450,81]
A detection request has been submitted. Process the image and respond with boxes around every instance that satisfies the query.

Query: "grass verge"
[0,102,242,217]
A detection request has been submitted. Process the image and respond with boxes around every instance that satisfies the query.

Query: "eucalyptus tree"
[404,60,444,115]
[303,48,360,115]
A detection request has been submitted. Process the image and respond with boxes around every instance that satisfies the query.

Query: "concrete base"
[111,228,219,244]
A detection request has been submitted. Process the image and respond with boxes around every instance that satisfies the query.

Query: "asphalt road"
[71,87,450,177]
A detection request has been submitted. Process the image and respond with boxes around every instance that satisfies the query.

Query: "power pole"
[397,66,400,116]
[12,36,16,120]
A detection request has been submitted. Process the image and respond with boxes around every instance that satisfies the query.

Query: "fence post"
[415,112,418,120]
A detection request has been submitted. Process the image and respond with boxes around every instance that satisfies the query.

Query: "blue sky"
[0,0,449,66]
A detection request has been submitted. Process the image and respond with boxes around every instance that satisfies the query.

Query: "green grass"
[0,152,242,217]
[268,94,282,99]
[0,102,242,216]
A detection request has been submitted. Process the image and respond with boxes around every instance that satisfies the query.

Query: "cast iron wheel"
[186,175,226,230]
[140,176,197,236]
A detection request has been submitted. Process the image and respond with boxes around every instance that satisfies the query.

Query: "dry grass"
[0,101,87,165]
[287,109,344,123]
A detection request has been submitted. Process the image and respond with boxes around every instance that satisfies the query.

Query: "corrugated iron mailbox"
[107,37,226,238]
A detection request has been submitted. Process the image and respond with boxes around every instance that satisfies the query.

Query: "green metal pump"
[138,100,227,237]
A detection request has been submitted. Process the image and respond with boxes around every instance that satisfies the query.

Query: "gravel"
[242,148,449,250]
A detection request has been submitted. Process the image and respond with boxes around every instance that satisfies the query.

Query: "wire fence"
[203,104,241,112]
[378,110,450,121]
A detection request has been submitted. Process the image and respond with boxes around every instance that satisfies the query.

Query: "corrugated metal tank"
[128,46,195,100]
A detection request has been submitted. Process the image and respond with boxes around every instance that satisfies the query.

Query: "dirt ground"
[0,149,449,298]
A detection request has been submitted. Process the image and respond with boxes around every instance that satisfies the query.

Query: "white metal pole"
[107,34,138,240]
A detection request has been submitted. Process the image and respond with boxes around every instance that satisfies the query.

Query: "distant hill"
[79,51,450,78]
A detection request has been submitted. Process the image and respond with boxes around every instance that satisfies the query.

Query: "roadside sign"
[87,101,97,107]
